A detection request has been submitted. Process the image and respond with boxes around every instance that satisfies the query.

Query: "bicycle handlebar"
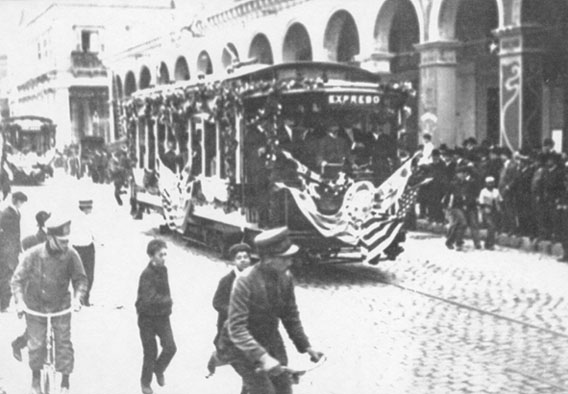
[256,355,327,376]
[22,307,73,318]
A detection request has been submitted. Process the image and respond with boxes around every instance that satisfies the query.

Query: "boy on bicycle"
[11,214,87,394]
[135,239,177,394]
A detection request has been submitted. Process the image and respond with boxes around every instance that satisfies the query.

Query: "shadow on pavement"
[292,263,392,288]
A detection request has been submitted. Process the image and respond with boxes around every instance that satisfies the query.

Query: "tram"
[122,62,415,263]
[0,116,56,184]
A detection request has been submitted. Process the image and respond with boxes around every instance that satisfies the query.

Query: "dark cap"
[35,211,51,227]
[228,243,252,260]
[46,214,71,238]
[12,191,28,203]
[254,227,299,257]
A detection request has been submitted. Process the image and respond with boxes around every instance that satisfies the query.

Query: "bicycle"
[21,307,73,394]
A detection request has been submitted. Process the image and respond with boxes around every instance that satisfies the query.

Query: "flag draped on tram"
[277,154,420,262]
[359,182,419,263]
[157,161,189,231]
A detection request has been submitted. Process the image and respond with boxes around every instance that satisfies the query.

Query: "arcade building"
[108,0,568,152]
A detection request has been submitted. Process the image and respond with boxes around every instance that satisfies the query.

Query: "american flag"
[360,184,419,263]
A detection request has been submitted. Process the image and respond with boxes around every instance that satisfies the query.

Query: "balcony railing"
[70,51,107,77]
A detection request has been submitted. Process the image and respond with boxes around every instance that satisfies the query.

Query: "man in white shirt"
[478,176,502,250]
[418,133,434,166]
[71,199,96,306]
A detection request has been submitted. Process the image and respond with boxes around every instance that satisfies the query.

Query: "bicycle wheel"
[41,366,56,394]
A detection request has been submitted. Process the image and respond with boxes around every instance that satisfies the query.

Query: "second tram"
[0,116,57,184]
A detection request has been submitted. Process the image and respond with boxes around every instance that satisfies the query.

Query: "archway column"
[496,25,546,150]
[415,40,461,147]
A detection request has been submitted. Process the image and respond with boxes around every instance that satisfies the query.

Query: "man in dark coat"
[498,148,519,235]
[160,141,180,174]
[0,191,28,311]
[315,124,351,177]
[212,243,253,348]
[217,227,324,394]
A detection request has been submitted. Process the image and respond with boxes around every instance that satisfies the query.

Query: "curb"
[415,219,565,258]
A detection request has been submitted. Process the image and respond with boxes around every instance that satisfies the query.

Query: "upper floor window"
[74,26,104,53]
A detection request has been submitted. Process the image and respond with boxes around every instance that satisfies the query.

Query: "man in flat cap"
[217,227,324,394]
[11,214,87,394]
[0,191,28,312]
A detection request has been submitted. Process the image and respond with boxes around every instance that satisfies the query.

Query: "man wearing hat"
[217,227,324,394]
[11,215,87,394]
[0,191,28,312]
[72,199,96,306]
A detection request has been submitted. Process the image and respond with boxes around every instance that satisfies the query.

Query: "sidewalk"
[414,218,567,259]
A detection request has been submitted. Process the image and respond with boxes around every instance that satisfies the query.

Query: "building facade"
[107,0,568,152]
[6,0,175,148]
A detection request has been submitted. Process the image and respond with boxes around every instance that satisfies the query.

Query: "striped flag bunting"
[360,184,419,263]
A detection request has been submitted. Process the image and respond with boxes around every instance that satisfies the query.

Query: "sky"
[0,0,234,53]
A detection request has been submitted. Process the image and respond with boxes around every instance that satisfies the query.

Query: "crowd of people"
[415,134,568,261]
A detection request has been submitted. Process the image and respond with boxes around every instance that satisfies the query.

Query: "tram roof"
[130,62,383,99]
[1,116,55,132]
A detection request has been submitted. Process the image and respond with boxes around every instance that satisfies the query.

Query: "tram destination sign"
[327,93,381,106]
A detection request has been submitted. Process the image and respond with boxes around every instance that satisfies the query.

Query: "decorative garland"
[122,75,415,212]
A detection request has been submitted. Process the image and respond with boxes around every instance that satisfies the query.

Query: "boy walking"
[135,239,177,394]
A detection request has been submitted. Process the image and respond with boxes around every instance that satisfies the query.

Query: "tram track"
[295,262,568,339]
[297,263,568,392]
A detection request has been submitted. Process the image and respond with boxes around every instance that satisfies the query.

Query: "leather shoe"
[155,371,165,387]
[141,384,153,394]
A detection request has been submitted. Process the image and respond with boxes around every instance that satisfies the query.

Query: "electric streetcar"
[122,61,414,262]
[0,116,57,184]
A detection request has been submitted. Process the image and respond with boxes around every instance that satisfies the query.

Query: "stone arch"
[139,65,151,90]
[157,61,170,84]
[374,0,420,53]
[283,22,312,62]
[174,56,190,81]
[323,10,360,62]
[115,75,123,99]
[124,71,136,97]
[197,50,213,75]
[249,33,274,65]
[430,0,504,41]
[222,43,239,69]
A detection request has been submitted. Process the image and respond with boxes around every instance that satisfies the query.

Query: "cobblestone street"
[0,179,567,394]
